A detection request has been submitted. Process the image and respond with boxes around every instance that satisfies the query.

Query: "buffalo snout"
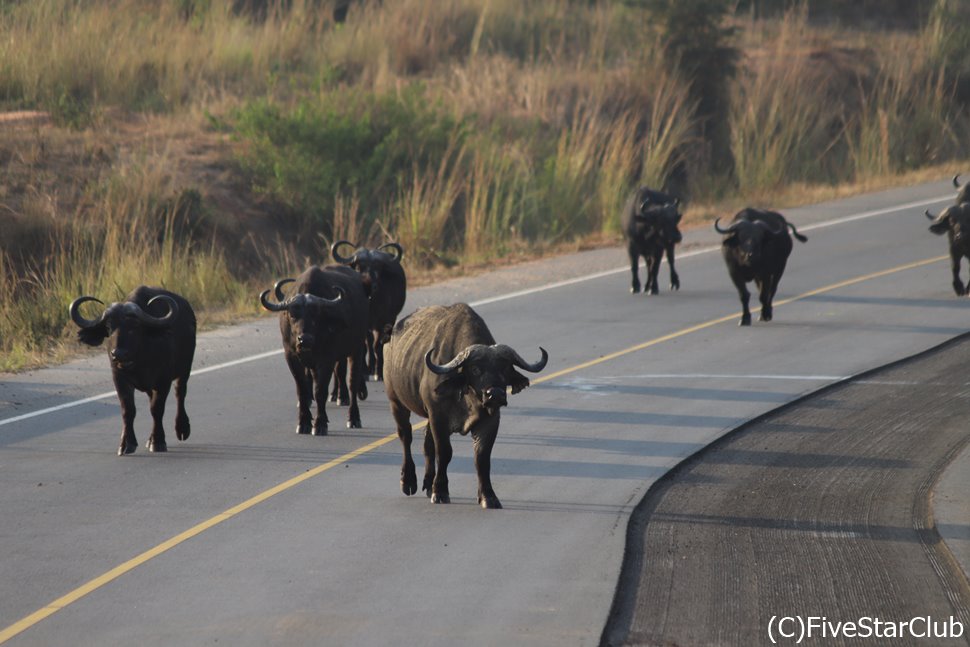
[296,333,315,352]
[483,386,507,408]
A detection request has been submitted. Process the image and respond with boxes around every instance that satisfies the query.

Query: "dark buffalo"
[621,186,683,295]
[260,265,369,435]
[331,240,407,382]
[953,174,970,205]
[926,204,970,296]
[69,286,196,455]
[715,208,808,326]
[383,304,548,509]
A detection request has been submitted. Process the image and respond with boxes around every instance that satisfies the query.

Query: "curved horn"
[330,240,357,265]
[954,174,962,189]
[69,295,106,329]
[274,277,295,301]
[378,242,404,262]
[425,347,467,375]
[260,288,288,312]
[496,345,549,373]
[132,295,179,328]
[926,208,941,222]
[713,217,739,235]
[305,287,344,307]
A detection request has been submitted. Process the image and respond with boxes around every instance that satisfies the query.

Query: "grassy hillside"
[1,0,968,370]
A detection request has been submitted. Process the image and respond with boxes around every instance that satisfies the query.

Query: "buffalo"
[621,186,682,295]
[330,240,407,382]
[383,303,548,509]
[926,204,970,296]
[69,286,196,455]
[260,265,369,435]
[715,208,808,326]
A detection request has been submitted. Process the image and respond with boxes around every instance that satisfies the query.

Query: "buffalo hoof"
[401,469,418,496]
[329,393,339,403]
[759,312,772,322]
[630,285,640,294]
[648,286,659,296]
[147,438,167,453]
[117,439,138,456]
[312,422,328,436]
[175,422,190,441]
[296,422,312,435]
[357,383,368,401]
[479,494,503,509]
[422,474,434,497]
[739,314,752,327]
[430,491,451,504]
[670,279,680,291]
[347,418,362,429]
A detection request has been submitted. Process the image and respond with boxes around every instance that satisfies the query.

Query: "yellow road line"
[0,254,947,644]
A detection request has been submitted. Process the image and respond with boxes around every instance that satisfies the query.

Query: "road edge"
[598,330,970,647]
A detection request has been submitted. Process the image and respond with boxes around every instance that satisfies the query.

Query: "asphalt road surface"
[1,179,968,646]
[602,333,970,646]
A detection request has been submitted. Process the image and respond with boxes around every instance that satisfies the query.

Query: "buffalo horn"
[496,344,549,373]
[260,287,292,312]
[954,175,962,189]
[274,277,295,301]
[69,296,106,329]
[925,208,943,222]
[425,346,473,375]
[330,240,358,265]
[135,295,179,327]
[378,242,404,261]
[713,217,738,234]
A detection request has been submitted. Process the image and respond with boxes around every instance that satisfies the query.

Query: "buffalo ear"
[722,234,739,248]
[434,374,466,399]
[929,220,950,235]
[509,369,530,394]
[77,325,108,347]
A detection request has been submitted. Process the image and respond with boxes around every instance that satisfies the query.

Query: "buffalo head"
[70,294,179,368]
[261,279,345,358]
[636,200,683,245]
[715,217,783,266]
[425,344,548,414]
[926,206,970,242]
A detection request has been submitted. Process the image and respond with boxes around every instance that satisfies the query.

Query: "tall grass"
[3,0,970,370]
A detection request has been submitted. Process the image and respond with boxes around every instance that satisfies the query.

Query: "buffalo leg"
[365,331,378,380]
[731,273,752,326]
[329,358,349,405]
[951,252,966,296]
[285,353,313,435]
[311,365,330,436]
[373,335,386,382]
[645,251,661,295]
[421,428,436,497]
[147,383,170,452]
[428,417,452,504]
[390,400,417,496]
[174,373,190,441]
[115,379,138,456]
[472,429,501,509]
[666,243,680,291]
[346,351,362,429]
[627,244,641,294]
[757,276,773,322]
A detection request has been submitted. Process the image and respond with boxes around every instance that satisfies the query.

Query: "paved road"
[603,334,970,646]
[0,179,967,646]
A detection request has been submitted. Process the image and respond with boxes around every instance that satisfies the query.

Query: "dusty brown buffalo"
[383,304,548,509]
[70,286,196,455]
[715,208,807,326]
[261,265,369,434]
[620,186,682,294]
[926,204,970,296]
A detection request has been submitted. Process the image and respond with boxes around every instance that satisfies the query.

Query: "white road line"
[0,192,953,428]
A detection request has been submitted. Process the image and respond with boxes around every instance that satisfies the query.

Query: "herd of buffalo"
[67,177,970,508]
